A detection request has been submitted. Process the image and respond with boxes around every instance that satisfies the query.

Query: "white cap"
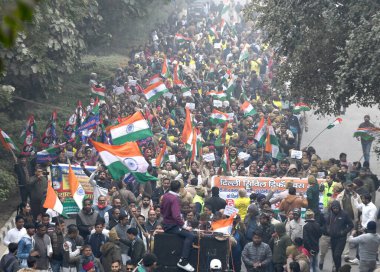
[210,259,222,269]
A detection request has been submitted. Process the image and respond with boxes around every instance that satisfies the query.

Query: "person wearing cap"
[99,229,122,271]
[210,258,222,272]
[78,245,104,272]
[256,213,275,244]
[242,230,272,272]
[303,209,322,272]
[348,221,380,272]
[356,115,375,165]
[325,200,354,272]
[286,208,305,242]
[269,223,293,272]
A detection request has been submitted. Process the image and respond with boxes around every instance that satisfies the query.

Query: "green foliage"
[244,0,380,115]
[0,159,17,201]
[0,84,14,109]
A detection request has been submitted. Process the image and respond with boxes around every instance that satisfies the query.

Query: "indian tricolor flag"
[173,63,190,93]
[206,91,227,101]
[239,46,249,62]
[209,26,218,38]
[211,215,234,234]
[220,147,229,174]
[293,103,311,114]
[182,107,194,149]
[148,74,162,85]
[109,112,153,144]
[0,129,19,152]
[327,118,343,129]
[68,164,85,210]
[91,140,156,182]
[265,118,281,159]
[43,182,64,214]
[241,101,257,117]
[155,142,169,167]
[91,84,106,101]
[161,55,170,78]
[143,81,169,102]
[174,33,192,43]
[220,19,227,35]
[254,116,266,145]
[210,109,229,124]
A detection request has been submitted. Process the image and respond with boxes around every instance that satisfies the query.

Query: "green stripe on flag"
[112,128,153,145]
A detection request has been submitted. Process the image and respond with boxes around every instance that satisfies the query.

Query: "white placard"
[228,112,234,121]
[238,152,250,161]
[183,91,192,97]
[169,155,176,162]
[151,159,156,167]
[185,103,195,110]
[164,92,173,98]
[128,79,137,87]
[290,150,303,159]
[214,43,221,49]
[202,153,216,162]
[113,86,125,95]
[213,100,223,107]
[224,206,239,216]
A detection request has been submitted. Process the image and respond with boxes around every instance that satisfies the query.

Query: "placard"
[164,92,173,99]
[183,91,192,97]
[169,155,177,162]
[228,113,234,121]
[238,152,250,161]
[290,150,303,159]
[185,103,195,110]
[202,153,216,162]
[213,100,223,107]
[51,164,96,214]
[128,79,137,87]
[224,205,239,216]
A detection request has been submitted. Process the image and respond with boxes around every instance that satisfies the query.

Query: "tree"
[244,0,380,115]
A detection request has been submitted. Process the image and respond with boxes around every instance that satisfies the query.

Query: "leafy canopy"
[244,0,380,115]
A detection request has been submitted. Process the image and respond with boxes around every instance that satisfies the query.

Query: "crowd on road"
[1,1,380,272]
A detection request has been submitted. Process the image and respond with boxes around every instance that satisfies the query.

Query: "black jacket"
[205,196,227,213]
[303,219,322,253]
[326,201,354,238]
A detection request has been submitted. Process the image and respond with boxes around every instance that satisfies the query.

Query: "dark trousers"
[164,225,195,260]
[19,185,30,204]
[331,236,346,271]
[273,263,284,272]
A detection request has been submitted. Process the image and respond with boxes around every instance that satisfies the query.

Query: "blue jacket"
[17,235,33,267]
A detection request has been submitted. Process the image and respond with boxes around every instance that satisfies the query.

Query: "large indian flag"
[43,182,64,214]
[265,118,281,159]
[110,112,153,144]
[254,117,266,145]
[174,33,192,43]
[91,85,106,101]
[68,164,85,210]
[91,140,156,182]
[210,109,229,124]
[143,81,169,102]
[211,215,234,234]
[182,107,194,148]
[240,101,257,116]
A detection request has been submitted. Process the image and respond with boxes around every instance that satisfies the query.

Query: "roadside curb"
[0,210,17,256]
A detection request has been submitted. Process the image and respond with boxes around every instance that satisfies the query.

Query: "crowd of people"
[1,1,380,272]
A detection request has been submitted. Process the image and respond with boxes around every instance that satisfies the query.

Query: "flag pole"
[306,127,328,148]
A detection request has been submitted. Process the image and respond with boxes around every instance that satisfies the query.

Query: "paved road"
[301,105,380,175]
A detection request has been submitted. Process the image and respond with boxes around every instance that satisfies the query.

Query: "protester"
[3,215,26,246]
[0,243,20,272]
[242,230,272,272]
[348,221,380,272]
